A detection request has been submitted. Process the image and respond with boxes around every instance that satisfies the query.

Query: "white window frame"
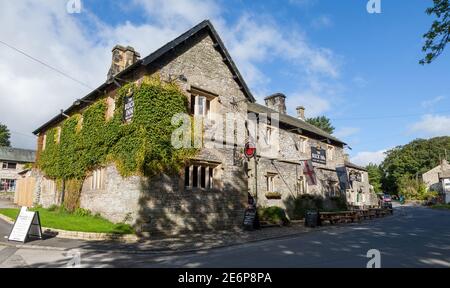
[2,162,17,170]
[327,145,335,161]
[90,168,105,190]
[297,176,307,194]
[0,179,16,192]
[298,136,308,153]
[193,95,211,120]
[42,133,47,151]
[266,174,276,192]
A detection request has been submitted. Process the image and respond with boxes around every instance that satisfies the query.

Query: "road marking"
[0,247,18,265]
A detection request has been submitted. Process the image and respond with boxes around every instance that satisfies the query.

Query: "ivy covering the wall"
[38,77,196,183]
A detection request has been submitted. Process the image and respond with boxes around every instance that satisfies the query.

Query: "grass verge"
[430,204,450,210]
[0,208,133,234]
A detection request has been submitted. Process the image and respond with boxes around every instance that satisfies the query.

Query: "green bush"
[258,206,290,226]
[288,195,323,220]
[112,223,135,234]
[47,205,59,212]
[74,208,92,217]
[398,175,436,201]
[329,196,348,211]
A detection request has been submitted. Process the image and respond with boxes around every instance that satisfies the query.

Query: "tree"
[306,116,335,134]
[420,0,450,64]
[0,123,11,147]
[366,163,383,193]
[380,136,450,194]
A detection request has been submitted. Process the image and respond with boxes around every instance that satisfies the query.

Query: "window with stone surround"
[0,179,16,192]
[184,164,215,190]
[298,136,308,153]
[42,133,47,151]
[266,173,277,192]
[327,145,335,161]
[106,96,115,120]
[90,168,105,190]
[56,127,62,144]
[190,87,217,120]
[297,176,307,194]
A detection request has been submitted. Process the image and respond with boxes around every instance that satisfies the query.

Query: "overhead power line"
[0,39,93,90]
[331,110,450,121]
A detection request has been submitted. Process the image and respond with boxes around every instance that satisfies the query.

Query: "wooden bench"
[319,211,360,225]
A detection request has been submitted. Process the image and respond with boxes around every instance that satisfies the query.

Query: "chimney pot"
[296,106,306,120]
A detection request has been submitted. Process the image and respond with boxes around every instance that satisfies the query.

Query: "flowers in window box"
[265,192,282,200]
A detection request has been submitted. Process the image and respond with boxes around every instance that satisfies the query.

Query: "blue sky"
[1,0,449,165]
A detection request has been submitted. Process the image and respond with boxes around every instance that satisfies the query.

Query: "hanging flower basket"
[265,192,282,200]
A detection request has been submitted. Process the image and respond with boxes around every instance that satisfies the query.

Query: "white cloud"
[0,0,341,150]
[351,150,387,167]
[288,91,331,117]
[421,96,446,109]
[410,114,450,137]
[334,127,360,139]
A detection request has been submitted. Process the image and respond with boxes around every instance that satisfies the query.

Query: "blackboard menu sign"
[243,209,257,230]
[123,96,134,123]
[311,147,327,165]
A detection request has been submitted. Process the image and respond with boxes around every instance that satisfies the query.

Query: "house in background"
[0,147,36,195]
[337,162,377,208]
[423,160,450,204]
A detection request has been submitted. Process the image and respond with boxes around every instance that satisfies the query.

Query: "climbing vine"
[38,76,197,183]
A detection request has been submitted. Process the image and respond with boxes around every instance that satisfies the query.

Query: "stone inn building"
[0,147,36,195]
[31,20,376,235]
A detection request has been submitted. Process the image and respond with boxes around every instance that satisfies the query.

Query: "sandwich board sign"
[8,207,43,243]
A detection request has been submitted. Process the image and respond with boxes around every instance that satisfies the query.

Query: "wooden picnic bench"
[319,211,361,225]
[316,207,394,227]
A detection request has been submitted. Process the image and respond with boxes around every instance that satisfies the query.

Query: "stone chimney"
[296,106,305,120]
[264,93,287,114]
[107,45,141,80]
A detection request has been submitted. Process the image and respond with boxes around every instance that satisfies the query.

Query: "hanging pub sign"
[349,171,362,182]
[123,95,135,123]
[244,142,257,159]
[311,146,327,165]
[8,207,43,243]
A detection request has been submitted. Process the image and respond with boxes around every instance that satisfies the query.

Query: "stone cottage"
[31,20,370,235]
[423,160,450,203]
[0,147,36,197]
[337,162,377,208]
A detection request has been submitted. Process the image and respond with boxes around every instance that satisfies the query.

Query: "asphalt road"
[1,205,450,268]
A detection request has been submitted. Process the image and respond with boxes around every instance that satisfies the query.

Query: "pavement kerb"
[0,225,338,256]
[0,213,394,256]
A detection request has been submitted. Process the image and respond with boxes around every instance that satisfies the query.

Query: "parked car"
[377,193,393,209]
[382,194,393,209]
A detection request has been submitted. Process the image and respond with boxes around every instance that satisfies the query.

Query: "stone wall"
[79,165,142,224]
[423,161,450,193]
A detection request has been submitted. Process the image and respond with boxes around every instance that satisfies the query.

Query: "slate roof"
[0,147,36,163]
[33,20,255,135]
[247,102,346,146]
[345,161,367,172]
